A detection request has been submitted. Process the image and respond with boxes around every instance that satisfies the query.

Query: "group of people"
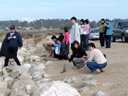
[51,17,108,74]
[99,19,113,48]
[0,17,110,74]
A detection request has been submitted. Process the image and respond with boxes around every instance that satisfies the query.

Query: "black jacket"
[69,47,87,62]
[60,42,68,57]
[0,39,8,57]
[4,31,23,47]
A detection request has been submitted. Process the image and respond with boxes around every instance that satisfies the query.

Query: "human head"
[73,41,80,49]
[101,18,105,24]
[85,19,89,25]
[88,42,96,51]
[51,35,57,42]
[57,38,62,44]
[105,19,110,24]
[71,17,77,24]
[10,25,15,33]
[64,27,68,33]
[80,19,84,25]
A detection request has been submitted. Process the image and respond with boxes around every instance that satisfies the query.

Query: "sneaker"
[80,63,85,69]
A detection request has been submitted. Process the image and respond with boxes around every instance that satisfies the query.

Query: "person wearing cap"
[104,19,113,48]
[3,25,23,67]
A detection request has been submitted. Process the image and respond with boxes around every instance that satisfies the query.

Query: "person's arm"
[4,33,10,41]
[88,51,94,62]
[105,23,111,29]
[18,32,23,47]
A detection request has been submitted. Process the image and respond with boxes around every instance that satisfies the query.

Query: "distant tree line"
[0,18,127,31]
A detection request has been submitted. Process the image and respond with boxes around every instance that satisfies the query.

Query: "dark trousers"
[100,33,105,47]
[85,34,89,51]
[80,35,86,49]
[106,35,111,48]
[65,43,69,55]
[4,47,21,67]
[56,55,68,60]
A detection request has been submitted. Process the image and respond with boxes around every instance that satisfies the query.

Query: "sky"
[0,0,128,21]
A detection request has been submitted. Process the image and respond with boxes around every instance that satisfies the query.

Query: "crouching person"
[69,41,87,69]
[55,38,68,60]
[86,42,107,74]
[4,25,23,67]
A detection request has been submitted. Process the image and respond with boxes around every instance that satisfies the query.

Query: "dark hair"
[80,19,85,24]
[88,42,96,48]
[57,38,62,42]
[51,35,57,40]
[85,19,89,24]
[64,27,68,32]
[73,41,80,47]
[101,18,105,22]
[71,17,77,21]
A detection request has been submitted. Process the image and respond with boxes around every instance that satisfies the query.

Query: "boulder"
[30,55,41,62]
[64,77,77,84]
[83,75,96,87]
[36,81,81,96]
[10,71,21,79]
[0,57,4,73]
[95,91,106,96]
[12,73,35,89]
[78,87,88,93]
[10,90,29,96]
[0,82,7,89]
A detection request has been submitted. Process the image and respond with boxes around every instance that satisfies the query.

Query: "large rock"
[95,91,106,96]
[64,77,77,84]
[12,73,35,89]
[10,90,29,96]
[0,58,4,73]
[10,71,21,79]
[83,75,96,87]
[39,81,81,96]
[30,55,41,62]
[0,82,7,89]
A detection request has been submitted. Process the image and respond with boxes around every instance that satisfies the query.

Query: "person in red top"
[64,27,69,54]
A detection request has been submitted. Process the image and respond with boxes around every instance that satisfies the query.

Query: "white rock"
[64,77,77,84]
[0,92,4,96]
[10,90,29,96]
[10,71,21,79]
[0,57,4,73]
[78,87,88,93]
[95,91,106,96]
[0,82,7,89]
[40,81,81,96]
[30,55,41,62]
[82,75,94,81]
[83,79,96,87]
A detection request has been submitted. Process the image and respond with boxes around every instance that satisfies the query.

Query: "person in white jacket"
[69,17,80,50]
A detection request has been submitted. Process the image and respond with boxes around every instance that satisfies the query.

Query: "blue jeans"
[87,62,107,72]
[85,34,89,51]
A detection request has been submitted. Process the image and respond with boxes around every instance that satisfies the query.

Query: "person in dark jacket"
[69,41,87,69]
[4,25,23,67]
[58,33,64,42]
[56,38,68,60]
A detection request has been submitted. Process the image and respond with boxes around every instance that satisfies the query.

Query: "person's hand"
[18,47,22,50]
[82,55,87,58]
[8,37,11,40]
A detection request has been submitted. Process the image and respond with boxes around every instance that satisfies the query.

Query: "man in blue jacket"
[104,19,113,48]
[4,25,23,67]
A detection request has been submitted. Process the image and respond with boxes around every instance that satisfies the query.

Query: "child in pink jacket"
[64,27,69,53]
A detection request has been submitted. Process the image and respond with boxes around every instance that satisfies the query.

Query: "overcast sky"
[0,0,128,21]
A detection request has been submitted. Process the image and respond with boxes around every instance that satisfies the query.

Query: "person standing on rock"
[3,25,23,67]
[69,17,80,51]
